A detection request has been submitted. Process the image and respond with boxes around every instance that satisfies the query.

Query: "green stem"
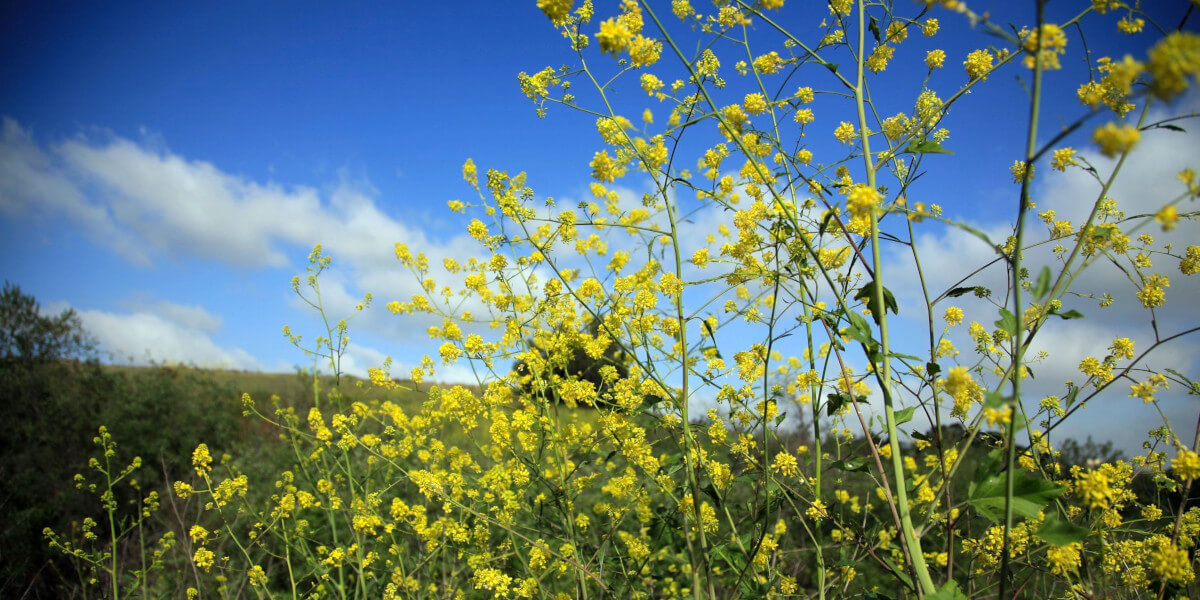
[1001,2,1047,598]
[853,0,934,595]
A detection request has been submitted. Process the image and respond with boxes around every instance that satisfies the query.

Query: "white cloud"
[0,118,497,360]
[72,301,280,371]
[872,95,1200,455]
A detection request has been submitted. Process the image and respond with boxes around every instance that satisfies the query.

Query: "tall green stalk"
[1000,2,1047,597]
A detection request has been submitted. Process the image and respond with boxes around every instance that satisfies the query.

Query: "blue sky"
[2,2,1197,451]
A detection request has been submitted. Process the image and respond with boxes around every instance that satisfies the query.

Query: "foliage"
[0,283,248,598]
[44,1,1200,599]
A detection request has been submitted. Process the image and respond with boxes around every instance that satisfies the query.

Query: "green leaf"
[926,361,941,378]
[1033,266,1051,301]
[928,580,968,600]
[1063,385,1080,409]
[1159,123,1187,132]
[854,280,900,325]
[869,15,882,43]
[969,472,1064,523]
[830,456,871,472]
[903,139,954,155]
[1037,514,1089,546]
[971,449,1005,488]
[894,406,916,426]
[945,286,980,298]
[846,311,875,345]
[995,308,1018,336]
[817,210,836,237]
[1052,308,1085,320]
[825,392,850,416]
[982,391,1010,410]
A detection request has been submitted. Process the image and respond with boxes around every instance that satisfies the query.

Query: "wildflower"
[772,452,800,477]
[1156,205,1179,231]
[926,49,946,69]
[867,45,895,72]
[1109,337,1135,360]
[248,565,268,587]
[1045,543,1081,575]
[1174,449,1200,480]
[1021,23,1067,70]
[1146,32,1200,100]
[1117,16,1145,34]
[462,158,478,188]
[1050,147,1078,171]
[753,51,784,75]
[590,149,625,182]
[834,121,857,144]
[193,547,215,572]
[964,49,995,81]
[743,93,769,115]
[1181,246,1200,275]
[1010,160,1033,183]
[696,49,720,77]
[1075,469,1115,509]
[806,500,828,521]
[846,183,881,220]
[191,443,212,476]
[1136,273,1169,308]
[922,18,939,36]
[1092,122,1140,157]
[943,366,981,417]
[596,18,632,56]
[1148,536,1196,584]
[640,73,664,96]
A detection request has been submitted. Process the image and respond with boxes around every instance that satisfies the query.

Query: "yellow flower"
[590,149,625,182]
[846,183,881,220]
[926,49,946,69]
[1021,23,1067,70]
[538,0,573,25]
[743,93,769,115]
[1148,536,1195,585]
[248,565,268,587]
[1045,543,1081,576]
[771,452,800,477]
[834,121,857,144]
[191,443,212,476]
[1181,246,1200,275]
[1117,16,1145,34]
[1174,449,1200,480]
[596,18,631,56]
[1146,32,1200,100]
[964,49,995,81]
[1050,147,1078,171]
[944,306,964,327]
[193,547,215,572]
[922,18,939,37]
[867,44,895,72]
[753,51,784,75]
[1136,273,1170,308]
[1092,121,1140,157]
[1009,160,1033,183]
[1156,205,1179,231]
[1075,469,1115,510]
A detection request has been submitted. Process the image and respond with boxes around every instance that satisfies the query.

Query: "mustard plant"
[47,1,1200,599]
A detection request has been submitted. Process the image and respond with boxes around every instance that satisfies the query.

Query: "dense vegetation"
[13,0,1200,598]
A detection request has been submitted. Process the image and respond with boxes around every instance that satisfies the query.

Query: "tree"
[0,281,95,363]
